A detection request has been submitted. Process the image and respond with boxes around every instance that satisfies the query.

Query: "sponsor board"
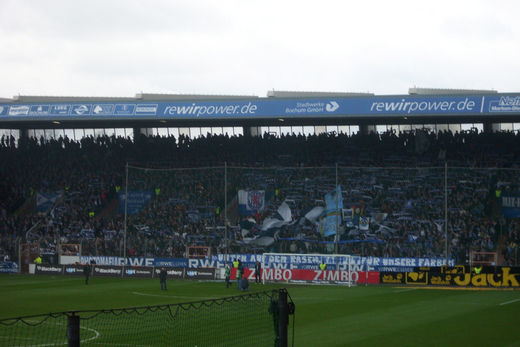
[50,104,71,115]
[4,94,520,121]
[92,104,115,115]
[124,267,154,278]
[63,265,84,276]
[8,105,30,116]
[488,96,520,113]
[35,264,63,275]
[94,266,122,276]
[29,105,50,115]
[154,258,188,268]
[154,267,184,279]
[185,268,216,280]
[71,104,91,115]
[0,261,18,273]
[232,268,380,285]
[114,104,135,115]
[135,104,158,116]
[379,266,520,288]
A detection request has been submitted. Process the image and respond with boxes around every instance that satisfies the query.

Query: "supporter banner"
[0,261,19,273]
[154,267,184,279]
[258,254,454,269]
[79,256,154,267]
[118,191,153,215]
[2,94,518,121]
[74,254,454,270]
[380,266,520,287]
[501,195,520,218]
[232,268,380,285]
[35,264,63,275]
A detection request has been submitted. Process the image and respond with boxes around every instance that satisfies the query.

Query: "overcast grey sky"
[0,0,518,98]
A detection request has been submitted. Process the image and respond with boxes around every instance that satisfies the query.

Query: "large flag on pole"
[323,185,343,237]
[238,190,265,216]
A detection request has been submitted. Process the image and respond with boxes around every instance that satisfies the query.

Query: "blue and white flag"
[322,185,343,237]
[238,190,265,215]
[36,192,61,212]
[119,191,154,215]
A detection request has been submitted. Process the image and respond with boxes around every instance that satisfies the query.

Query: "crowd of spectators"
[1,128,520,266]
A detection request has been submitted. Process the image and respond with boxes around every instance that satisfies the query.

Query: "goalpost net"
[261,253,360,287]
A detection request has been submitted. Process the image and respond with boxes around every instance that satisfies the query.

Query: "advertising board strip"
[2,94,519,121]
[379,266,520,288]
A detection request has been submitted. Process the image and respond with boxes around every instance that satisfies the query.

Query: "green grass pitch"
[1,274,519,346]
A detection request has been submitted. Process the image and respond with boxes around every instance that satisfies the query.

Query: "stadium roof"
[267,90,374,98]
[1,89,509,102]
[408,87,498,95]
[7,93,259,103]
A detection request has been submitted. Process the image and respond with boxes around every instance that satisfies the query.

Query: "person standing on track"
[83,263,91,285]
[160,267,168,291]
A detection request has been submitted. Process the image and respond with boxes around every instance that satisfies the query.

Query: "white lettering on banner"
[37,266,62,272]
[370,98,476,114]
[135,104,158,114]
[187,258,225,268]
[284,101,338,114]
[490,96,520,112]
[80,256,153,267]
[95,268,121,274]
[263,269,292,281]
[163,102,258,118]
[503,197,520,208]
[8,106,30,116]
[313,270,359,282]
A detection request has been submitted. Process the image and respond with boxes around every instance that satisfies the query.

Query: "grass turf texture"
[1,274,519,346]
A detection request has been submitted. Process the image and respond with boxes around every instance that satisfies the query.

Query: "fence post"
[278,289,288,347]
[67,313,80,347]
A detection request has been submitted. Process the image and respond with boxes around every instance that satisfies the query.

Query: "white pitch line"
[132,291,217,300]
[499,298,520,306]
[393,288,417,293]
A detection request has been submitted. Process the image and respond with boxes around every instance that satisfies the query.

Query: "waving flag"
[323,185,343,237]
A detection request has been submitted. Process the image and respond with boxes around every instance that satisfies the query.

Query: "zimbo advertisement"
[380,266,520,288]
[232,268,380,285]
[1,94,519,121]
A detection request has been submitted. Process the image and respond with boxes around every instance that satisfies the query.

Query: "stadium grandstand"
[1,87,520,274]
